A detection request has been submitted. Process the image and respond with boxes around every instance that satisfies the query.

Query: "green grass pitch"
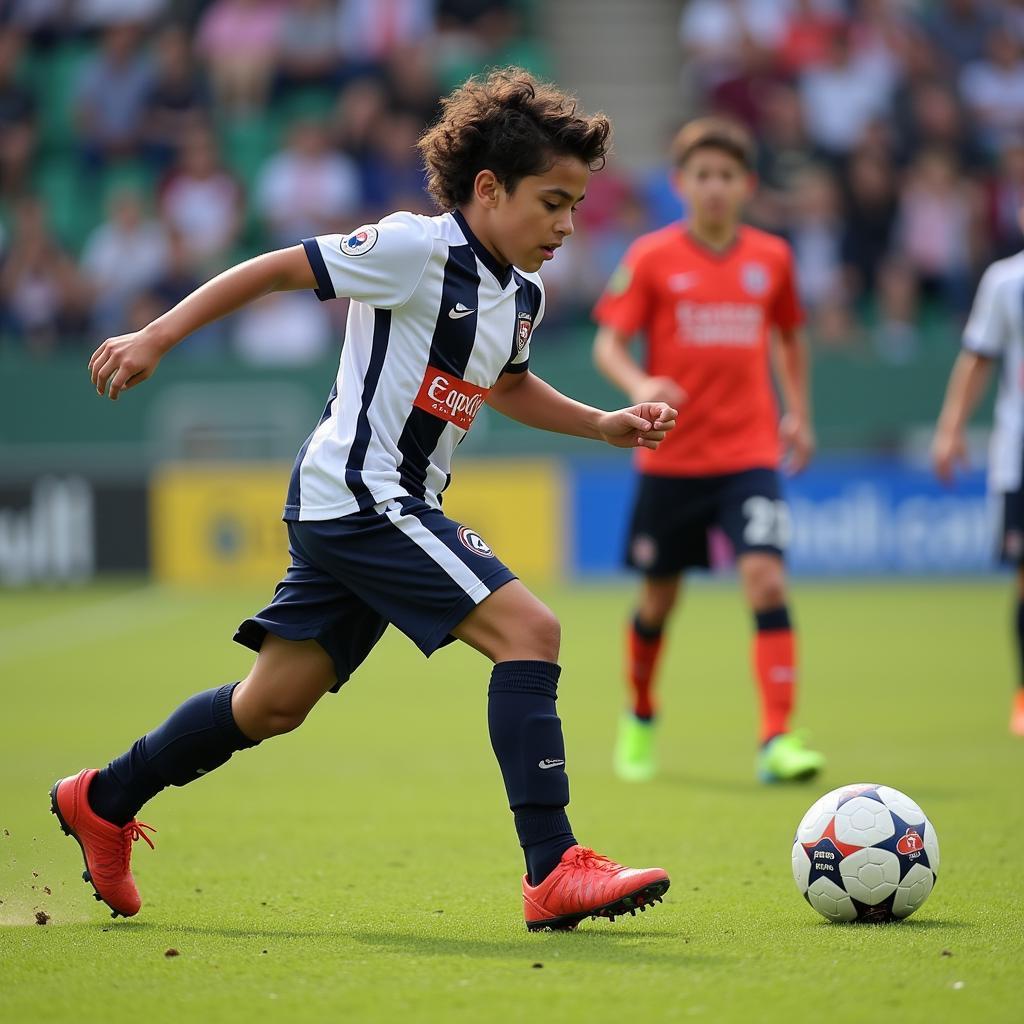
[1,579,1022,1023]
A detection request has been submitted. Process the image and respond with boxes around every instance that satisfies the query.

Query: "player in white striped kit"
[934,225,1024,737]
[51,69,678,931]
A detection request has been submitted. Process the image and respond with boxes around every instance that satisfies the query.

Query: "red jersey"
[593,223,802,476]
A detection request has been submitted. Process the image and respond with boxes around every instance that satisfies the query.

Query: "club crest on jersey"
[896,828,924,856]
[413,364,490,430]
[340,225,378,257]
[516,312,533,351]
[458,525,494,558]
[741,261,769,296]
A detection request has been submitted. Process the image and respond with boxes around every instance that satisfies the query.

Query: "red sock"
[753,607,796,743]
[628,616,664,720]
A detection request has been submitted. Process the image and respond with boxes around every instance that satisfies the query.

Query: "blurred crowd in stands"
[1,0,1023,365]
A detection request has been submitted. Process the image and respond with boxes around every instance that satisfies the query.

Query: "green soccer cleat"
[613,714,657,782]
[758,731,825,784]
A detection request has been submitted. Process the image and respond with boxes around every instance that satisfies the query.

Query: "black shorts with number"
[998,489,1024,565]
[625,468,790,576]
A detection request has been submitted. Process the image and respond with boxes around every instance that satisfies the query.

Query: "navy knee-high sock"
[88,683,259,826]
[487,661,577,885]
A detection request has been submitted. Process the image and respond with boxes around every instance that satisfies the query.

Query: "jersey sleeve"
[302,212,433,309]
[770,244,804,331]
[962,265,1008,356]
[592,242,654,335]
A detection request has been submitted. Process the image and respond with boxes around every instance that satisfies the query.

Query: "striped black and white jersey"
[286,209,544,521]
[962,250,1024,492]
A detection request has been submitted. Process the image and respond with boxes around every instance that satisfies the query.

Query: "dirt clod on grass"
[35,911,50,925]
[165,948,180,958]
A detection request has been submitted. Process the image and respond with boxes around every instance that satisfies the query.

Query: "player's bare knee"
[258,705,310,736]
[516,603,560,661]
[751,575,786,611]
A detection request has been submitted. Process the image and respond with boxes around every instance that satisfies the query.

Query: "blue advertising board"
[569,457,994,578]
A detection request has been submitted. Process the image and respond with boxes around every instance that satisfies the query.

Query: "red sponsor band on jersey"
[413,364,490,430]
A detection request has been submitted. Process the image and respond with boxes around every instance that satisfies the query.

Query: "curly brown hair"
[417,67,612,210]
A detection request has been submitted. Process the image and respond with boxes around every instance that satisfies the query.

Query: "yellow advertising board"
[151,459,564,586]
[151,463,291,586]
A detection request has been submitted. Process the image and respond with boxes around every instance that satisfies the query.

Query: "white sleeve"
[962,265,1009,357]
[302,212,433,309]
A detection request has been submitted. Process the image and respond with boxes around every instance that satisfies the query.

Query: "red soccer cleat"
[50,768,156,919]
[522,844,670,931]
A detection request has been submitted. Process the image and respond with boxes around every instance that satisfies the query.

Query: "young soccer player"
[933,210,1024,737]
[51,69,678,932]
[592,117,825,784]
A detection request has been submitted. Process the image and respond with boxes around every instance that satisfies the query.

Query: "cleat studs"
[630,909,636,916]
[82,870,91,883]
[94,893,103,901]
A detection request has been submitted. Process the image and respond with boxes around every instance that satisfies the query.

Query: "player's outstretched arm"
[88,245,316,400]
[933,350,993,482]
[487,370,676,450]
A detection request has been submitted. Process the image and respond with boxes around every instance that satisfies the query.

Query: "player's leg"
[1012,565,1024,736]
[615,474,707,781]
[452,579,669,930]
[52,533,381,918]
[720,470,823,782]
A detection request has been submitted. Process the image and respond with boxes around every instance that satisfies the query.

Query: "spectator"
[799,27,893,159]
[275,0,342,94]
[195,0,284,115]
[233,291,335,365]
[336,0,435,66]
[255,119,362,245]
[787,165,851,343]
[358,108,428,216]
[923,0,1000,72]
[74,0,168,30]
[679,0,790,95]
[331,76,389,166]
[0,198,89,354]
[74,24,154,165]
[841,149,899,304]
[777,0,845,76]
[960,29,1024,156]
[158,126,244,271]
[893,80,985,171]
[988,140,1024,257]
[0,29,36,196]
[877,147,983,360]
[79,188,169,335]
[142,24,212,169]
[750,82,818,232]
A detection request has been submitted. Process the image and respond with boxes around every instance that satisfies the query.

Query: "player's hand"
[780,413,815,474]
[598,402,677,450]
[932,425,967,483]
[629,376,686,409]
[88,328,165,401]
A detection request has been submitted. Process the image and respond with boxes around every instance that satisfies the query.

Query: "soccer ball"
[791,783,939,923]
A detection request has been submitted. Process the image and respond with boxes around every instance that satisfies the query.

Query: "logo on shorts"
[458,525,494,558]
[1006,529,1023,560]
[896,828,924,856]
[741,261,769,296]
[413,365,490,430]
[340,225,378,257]
[516,312,533,351]
[631,534,658,570]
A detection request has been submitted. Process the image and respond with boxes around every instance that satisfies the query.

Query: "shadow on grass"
[45,919,728,965]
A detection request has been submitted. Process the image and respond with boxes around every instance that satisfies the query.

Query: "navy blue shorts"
[234,495,516,689]
[625,468,790,575]
[998,489,1024,565]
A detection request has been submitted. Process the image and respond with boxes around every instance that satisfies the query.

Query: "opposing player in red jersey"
[592,118,825,783]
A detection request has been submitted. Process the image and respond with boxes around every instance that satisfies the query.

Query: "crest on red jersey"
[741,261,769,296]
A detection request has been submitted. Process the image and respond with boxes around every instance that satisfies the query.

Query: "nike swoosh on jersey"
[448,303,475,319]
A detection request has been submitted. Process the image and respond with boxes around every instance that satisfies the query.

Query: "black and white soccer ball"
[791,783,939,923]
